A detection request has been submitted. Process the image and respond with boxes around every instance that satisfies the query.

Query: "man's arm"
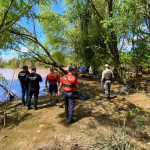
[58,82,63,92]
[39,75,42,82]
[25,74,29,83]
[76,84,79,88]
[18,73,21,83]
[101,71,105,84]
[57,74,60,84]
[45,79,48,88]
[75,78,79,88]
[18,78,21,82]
[58,78,60,84]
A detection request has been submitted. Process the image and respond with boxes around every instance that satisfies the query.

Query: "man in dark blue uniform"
[18,66,30,106]
[58,67,79,124]
[25,67,42,110]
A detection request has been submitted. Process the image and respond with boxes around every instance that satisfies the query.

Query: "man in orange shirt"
[58,67,79,124]
[45,68,60,104]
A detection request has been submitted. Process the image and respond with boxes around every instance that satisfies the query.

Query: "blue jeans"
[64,91,75,122]
[21,85,28,105]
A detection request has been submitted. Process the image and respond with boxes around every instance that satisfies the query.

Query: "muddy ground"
[0,75,150,150]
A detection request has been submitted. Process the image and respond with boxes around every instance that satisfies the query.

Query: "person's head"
[70,63,72,66]
[68,66,74,74]
[50,68,54,72]
[105,64,109,69]
[23,65,28,71]
[31,66,36,72]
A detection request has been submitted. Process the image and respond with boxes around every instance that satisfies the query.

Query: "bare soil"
[0,76,150,150]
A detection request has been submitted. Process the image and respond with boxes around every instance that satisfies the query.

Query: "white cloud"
[20,47,28,52]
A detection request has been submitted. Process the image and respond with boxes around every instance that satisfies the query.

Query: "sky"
[2,1,65,61]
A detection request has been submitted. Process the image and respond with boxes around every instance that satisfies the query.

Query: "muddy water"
[0,68,51,101]
[78,78,127,93]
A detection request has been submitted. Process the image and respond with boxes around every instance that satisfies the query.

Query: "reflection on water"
[0,68,51,101]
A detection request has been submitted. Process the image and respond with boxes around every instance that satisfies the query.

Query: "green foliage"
[0,73,9,88]
[129,107,147,130]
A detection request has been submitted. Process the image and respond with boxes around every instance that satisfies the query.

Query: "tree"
[0,0,68,74]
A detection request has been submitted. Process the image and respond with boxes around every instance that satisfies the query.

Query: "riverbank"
[0,82,150,150]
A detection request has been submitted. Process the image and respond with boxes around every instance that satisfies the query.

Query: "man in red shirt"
[58,67,79,124]
[45,68,60,104]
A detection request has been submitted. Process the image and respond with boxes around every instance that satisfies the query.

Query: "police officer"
[58,67,79,124]
[45,68,60,104]
[25,67,42,110]
[101,64,114,101]
[18,66,30,106]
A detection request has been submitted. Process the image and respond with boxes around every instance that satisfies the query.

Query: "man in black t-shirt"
[25,67,42,110]
[18,66,30,106]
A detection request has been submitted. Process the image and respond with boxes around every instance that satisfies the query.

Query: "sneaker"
[56,99,59,103]
[22,104,25,107]
[49,100,52,104]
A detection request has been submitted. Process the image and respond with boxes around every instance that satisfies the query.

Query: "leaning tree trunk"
[106,0,127,84]
[107,30,127,84]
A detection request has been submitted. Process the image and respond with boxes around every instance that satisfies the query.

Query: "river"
[0,68,51,101]
[0,68,127,102]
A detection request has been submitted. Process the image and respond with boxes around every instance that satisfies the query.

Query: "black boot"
[56,99,59,103]
[33,106,38,110]
[27,106,32,110]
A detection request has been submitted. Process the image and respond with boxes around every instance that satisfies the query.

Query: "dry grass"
[0,78,150,150]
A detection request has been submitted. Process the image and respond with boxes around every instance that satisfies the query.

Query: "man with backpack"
[58,67,79,124]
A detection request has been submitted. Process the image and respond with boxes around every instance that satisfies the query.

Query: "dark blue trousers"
[64,91,75,122]
[21,85,28,105]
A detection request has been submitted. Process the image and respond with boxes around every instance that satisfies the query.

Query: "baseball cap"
[68,66,74,72]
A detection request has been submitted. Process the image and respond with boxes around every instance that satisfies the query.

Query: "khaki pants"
[104,80,111,98]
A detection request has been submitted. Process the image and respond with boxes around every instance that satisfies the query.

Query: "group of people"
[18,66,79,124]
[18,66,42,110]
[18,64,113,124]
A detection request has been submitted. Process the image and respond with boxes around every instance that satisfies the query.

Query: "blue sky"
[2,1,65,61]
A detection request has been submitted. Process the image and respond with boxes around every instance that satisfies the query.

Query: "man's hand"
[58,91,61,95]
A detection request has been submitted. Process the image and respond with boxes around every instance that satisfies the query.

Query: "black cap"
[68,66,74,72]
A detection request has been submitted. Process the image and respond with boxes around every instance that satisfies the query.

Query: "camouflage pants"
[104,80,111,98]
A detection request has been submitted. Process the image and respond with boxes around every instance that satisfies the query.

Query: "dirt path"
[0,83,150,150]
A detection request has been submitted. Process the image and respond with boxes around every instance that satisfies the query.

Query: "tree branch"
[0,0,14,30]
[89,0,104,20]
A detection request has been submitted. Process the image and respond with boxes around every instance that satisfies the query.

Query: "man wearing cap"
[18,66,30,106]
[25,67,42,110]
[45,68,60,104]
[58,66,79,124]
[101,64,114,101]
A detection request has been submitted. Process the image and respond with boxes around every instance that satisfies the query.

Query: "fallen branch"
[0,83,19,100]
